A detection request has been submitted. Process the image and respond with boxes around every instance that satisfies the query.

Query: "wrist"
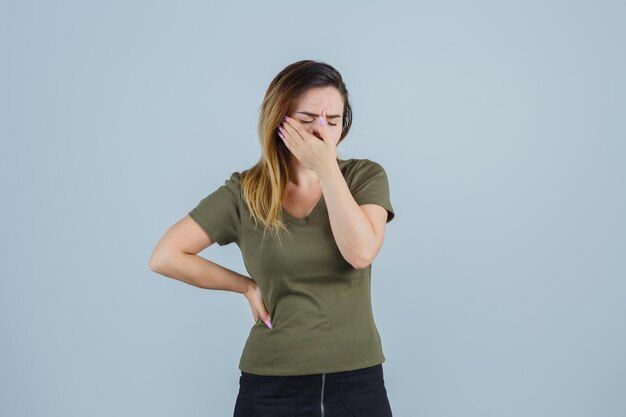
[317,158,341,183]
[243,278,256,297]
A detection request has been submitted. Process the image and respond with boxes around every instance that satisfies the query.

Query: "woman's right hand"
[243,280,273,329]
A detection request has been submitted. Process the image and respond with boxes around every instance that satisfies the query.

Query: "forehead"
[293,86,343,112]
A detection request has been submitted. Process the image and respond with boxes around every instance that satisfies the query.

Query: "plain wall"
[1,1,625,416]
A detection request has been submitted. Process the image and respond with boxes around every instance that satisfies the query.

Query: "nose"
[310,121,324,140]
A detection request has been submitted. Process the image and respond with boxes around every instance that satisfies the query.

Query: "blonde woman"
[150,60,395,417]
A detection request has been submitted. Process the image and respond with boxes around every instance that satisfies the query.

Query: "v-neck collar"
[282,194,325,225]
[280,159,352,225]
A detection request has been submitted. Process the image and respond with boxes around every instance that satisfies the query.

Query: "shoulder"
[228,171,241,183]
[340,157,386,171]
[340,158,388,184]
[224,171,243,197]
[197,170,242,203]
[354,158,386,174]
[228,171,242,184]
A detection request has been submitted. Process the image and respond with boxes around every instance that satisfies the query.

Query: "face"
[289,86,344,146]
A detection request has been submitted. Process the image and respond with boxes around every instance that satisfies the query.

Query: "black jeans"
[233,363,393,417]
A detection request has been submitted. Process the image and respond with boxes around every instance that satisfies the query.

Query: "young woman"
[149,60,396,417]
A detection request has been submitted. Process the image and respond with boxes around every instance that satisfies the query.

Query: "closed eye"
[301,120,338,126]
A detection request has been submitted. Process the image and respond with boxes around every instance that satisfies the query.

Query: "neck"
[286,156,320,188]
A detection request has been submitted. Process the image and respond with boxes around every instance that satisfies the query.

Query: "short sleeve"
[188,172,242,246]
[350,159,395,223]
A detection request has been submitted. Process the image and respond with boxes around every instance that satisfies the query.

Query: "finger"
[317,108,330,142]
[257,303,272,329]
[278,127,298,155]
[279,122,292,141]
[283,117,305,141]
[319,108,327,128]
[282,121,306,152]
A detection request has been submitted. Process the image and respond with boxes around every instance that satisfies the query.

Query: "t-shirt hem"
[238,356,386,376]
[355,198,395,222]
[188,210,229,246]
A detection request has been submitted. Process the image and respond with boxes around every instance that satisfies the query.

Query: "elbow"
[350,249,374,270]
[351,261,371,270]
[149,254,162,273]
[149,250,170,274]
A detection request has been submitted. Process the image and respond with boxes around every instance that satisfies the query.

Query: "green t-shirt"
[188,158,395,376]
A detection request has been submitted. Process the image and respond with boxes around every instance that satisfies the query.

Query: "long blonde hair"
[240,60,353,243]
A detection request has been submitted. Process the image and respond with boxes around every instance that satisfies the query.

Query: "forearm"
[318,162,376,268]
[152,251,254,294]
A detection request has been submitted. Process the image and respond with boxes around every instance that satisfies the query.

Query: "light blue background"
[2,1,625,416]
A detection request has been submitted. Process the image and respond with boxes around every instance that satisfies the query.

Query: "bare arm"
[318,162,388,270]
[149,215,254,295]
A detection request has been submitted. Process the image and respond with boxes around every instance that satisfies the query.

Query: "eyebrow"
[296,111,342,119]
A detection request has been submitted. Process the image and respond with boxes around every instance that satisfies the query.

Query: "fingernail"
[264,318,273,329]
[284,115,289,121]
[319,117,326,127]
